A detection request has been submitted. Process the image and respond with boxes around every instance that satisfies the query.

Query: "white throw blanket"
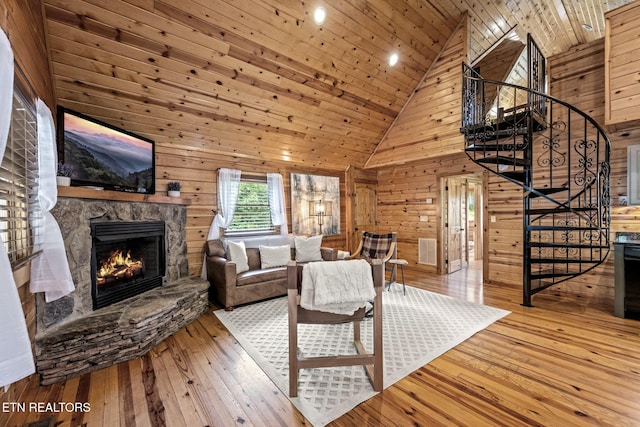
[300,259,376,315]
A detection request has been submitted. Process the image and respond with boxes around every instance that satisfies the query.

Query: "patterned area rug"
[214,285,510,426]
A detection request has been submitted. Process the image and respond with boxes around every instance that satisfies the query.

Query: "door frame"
[441,176,467,274]
[439,172,487,275]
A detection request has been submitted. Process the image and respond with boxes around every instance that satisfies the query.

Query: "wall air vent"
[418,238,437,266]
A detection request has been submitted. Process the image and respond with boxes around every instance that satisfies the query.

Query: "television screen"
[57,108,155,194]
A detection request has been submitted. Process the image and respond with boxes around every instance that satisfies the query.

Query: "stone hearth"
[36,277,208,385]
[34,196,208,384]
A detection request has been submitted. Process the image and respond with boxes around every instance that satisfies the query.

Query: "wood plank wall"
[604,1,640,130]
[548,38,640,301]
[176,153,348,276]
[345,165,378,252]
[1,0,55,109]
[364,14,468,168]
[3,4,638,410]
[377,153,483,274]
[372,14,526,284]
[377,36,639,305]
[474,38,524,82]
[376,151,524,285]
[372,17,507,279]
[0,0,55,405]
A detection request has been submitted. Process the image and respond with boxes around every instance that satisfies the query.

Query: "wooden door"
[353,183,377,253]
[446,177,466,273]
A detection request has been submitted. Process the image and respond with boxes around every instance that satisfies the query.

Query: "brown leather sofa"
[205,239,337,310]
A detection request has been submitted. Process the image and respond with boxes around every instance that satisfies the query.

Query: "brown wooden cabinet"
[604,2,640,131]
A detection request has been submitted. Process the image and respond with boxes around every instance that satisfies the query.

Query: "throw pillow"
[227,240,249,273]
[259,245,291,269]
[295,235,323,262]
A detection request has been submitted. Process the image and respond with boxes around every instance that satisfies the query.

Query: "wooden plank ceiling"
[43,0,633,171]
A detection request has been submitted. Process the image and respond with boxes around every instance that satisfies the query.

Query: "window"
[225,177,275,234]
[0,80,41,266]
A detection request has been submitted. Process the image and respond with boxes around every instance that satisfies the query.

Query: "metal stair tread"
[466,143,527,152]
[528,187,569,198]
[526,225,600,231]
[530,271,577,279]
[530,258,602,264]
[464,129,527,142]
[525,206,598,215]
[500,171,526,182]
[529,242,610,249]
[476,156,528,167]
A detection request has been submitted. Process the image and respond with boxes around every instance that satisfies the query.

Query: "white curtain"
[201,168,241,278]
[0,29,35,388]
[267,173,288,236]
[207,168,241,240]
[30,98,75,302]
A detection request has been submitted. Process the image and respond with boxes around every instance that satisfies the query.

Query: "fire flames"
[96,249,143,286]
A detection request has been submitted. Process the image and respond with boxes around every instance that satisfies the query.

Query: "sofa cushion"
[246,248,261,270]
[239,234,294,248]
[295,235,323,262]
[260,244,291,269]
[228,240,249,273]
[236,267,287,287]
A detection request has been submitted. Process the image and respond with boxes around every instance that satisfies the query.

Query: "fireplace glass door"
[91,221,166,309]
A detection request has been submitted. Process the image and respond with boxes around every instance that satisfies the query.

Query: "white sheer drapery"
[30,99,75,302]
[201,168,241,278]
[34,99,56,212]
[207,168,241,240]
[267,173,288,236]
[0,28,35,388]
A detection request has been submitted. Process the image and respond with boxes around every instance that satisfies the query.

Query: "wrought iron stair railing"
[461,63,611,306]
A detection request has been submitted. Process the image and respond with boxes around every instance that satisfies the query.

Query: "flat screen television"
[57,107,155,194]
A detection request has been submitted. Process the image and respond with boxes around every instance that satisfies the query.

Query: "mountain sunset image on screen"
[59,108,155,194]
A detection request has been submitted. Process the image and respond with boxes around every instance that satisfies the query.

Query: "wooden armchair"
[287,259,384,397]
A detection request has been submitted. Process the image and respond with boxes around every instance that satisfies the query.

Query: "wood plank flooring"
[4,260,640,426]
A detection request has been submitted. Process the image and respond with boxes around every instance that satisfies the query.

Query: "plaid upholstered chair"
[348,231,398,285]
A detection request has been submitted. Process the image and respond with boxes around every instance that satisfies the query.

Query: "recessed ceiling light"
[313,6,327,25]
[583,23,593,31]
[389,53,399,67]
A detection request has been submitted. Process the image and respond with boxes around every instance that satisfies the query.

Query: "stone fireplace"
[91,220,166,309]
[34,193,209,385]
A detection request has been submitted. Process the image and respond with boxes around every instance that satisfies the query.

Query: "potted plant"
[167,181,181,198]
[56,162,73,186]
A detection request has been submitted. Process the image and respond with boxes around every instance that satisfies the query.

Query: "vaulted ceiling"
[42,0,633,171]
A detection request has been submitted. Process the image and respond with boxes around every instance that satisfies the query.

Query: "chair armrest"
[287,260,300,290]
[381,241,397,263]
[370,259,384,292]
[206,256,237,292]
[320,247,338,261]
[347,237,364,260]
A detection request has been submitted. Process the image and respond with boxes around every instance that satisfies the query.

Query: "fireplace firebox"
[91,221,166,309]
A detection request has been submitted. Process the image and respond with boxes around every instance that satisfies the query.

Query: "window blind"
[0,83,41,266]
[226,180,274,233]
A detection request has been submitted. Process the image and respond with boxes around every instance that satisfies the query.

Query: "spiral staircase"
[461,35,611,306]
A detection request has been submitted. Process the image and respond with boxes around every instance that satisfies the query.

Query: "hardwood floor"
[4,261,640,427]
